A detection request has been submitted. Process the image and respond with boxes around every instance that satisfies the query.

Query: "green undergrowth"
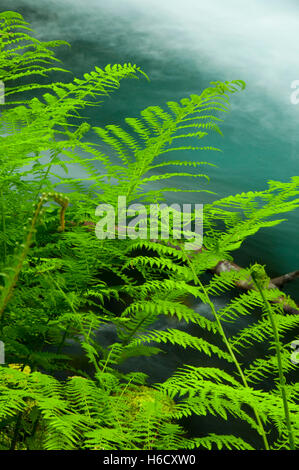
[0,11,298,450]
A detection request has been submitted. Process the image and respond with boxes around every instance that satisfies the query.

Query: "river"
[1,0,298,448]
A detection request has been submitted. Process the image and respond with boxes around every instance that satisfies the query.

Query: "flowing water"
[2,0,299,447]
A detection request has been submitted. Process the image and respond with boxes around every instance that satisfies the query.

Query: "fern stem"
[251,273,296,450]
[181,248,270,450]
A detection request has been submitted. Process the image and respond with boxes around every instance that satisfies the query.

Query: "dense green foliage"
[0,11,298,450]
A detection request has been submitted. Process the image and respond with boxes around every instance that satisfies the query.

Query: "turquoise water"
[7,0,298,282]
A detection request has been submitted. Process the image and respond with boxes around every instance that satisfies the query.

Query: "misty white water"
[6,0,298,280]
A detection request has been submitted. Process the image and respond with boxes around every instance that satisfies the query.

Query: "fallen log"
[269,270,299,288]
